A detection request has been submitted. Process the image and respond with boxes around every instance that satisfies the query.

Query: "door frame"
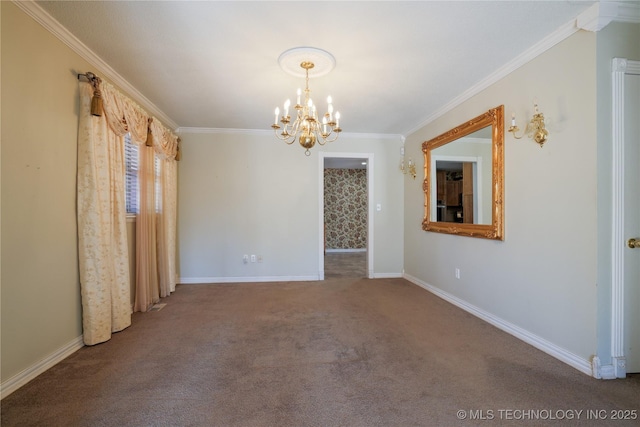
[430,154,485,224]
[318,152,374,280]
[609,57,640,378]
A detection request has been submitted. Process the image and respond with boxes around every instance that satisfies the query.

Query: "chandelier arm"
[283,134,296,144]
[274,129,296,144]
[323,132,340,143]
[291,116,302,137]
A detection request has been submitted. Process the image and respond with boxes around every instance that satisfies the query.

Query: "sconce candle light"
[508,102,549,147]
[400,157,417,179]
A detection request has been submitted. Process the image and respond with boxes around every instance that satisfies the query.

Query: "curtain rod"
[77,71,100,82]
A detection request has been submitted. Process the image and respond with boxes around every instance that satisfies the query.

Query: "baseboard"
[325,248,367,253]
[591,356,618,379]
[178,275,320,284]
[372,272,403,279]
[1,335,84,399]
[403,273,594,377]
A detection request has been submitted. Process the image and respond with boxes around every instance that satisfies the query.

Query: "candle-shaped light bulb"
[284,99,290,117]
[297,88,301,105]
[274,107,279,125]
[327,96,332,105]
[511,112,516,127]
[322,116,328,134]
[335,111,341,127]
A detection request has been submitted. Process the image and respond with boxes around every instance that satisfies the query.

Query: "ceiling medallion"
[271,47,342,156]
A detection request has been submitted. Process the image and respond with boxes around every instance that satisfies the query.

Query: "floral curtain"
[77,82,131,345]
[77,77,179,344]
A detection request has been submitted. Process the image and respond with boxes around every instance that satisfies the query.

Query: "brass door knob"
[628,238,640,249]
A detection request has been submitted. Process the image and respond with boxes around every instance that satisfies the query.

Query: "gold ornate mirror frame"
[422,105,504,240]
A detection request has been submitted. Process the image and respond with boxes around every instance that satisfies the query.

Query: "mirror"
[422,105,504,240]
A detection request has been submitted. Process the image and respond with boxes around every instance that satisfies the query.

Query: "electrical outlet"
[251,254,257,263]
[243,255,249,264]
[455,268,461,279]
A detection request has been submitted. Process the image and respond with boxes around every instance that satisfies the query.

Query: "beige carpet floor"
[2,270,639,426]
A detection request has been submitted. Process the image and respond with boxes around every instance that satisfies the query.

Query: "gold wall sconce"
[508,102,549,147]
[400,157,417,179]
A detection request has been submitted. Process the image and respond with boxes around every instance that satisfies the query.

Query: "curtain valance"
[150,118,179,160]
[95,77,179,159]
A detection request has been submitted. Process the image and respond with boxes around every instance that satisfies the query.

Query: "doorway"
[611,58,640,377]
[318,152,374,279]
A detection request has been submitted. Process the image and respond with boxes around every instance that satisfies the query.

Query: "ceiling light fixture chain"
[271,49,342,156]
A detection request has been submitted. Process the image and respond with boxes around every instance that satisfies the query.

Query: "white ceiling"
[35,1,599,136]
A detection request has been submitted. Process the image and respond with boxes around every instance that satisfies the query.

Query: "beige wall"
[1,3,141,385]
[404,30,599,362]
[1,2,88,382]
[177,132,404,281]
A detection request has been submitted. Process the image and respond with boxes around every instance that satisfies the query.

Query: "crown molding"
[403,19,579,136]
[577,1,640,32]
[177,127,402,140]
[13,0,179,130]
[403,2,640,137]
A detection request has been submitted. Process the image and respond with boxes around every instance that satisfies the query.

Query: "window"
[155,155,162,213]
[125,133,138,214]
[124,133,162,215]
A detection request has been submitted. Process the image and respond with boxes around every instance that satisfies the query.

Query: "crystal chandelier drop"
[271,49,342,156]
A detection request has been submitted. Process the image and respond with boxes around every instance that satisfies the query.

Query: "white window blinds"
[124,133,139,214]
[125,133,162,214]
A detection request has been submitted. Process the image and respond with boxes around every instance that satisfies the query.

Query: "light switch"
[376,203,382,211]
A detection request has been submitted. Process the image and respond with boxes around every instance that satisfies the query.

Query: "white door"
[624,72,640,373]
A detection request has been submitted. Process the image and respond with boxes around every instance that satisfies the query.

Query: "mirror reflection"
[422,105,504,240]
[431,126,492,225]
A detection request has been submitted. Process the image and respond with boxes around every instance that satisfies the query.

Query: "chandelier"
[271,48,342,156]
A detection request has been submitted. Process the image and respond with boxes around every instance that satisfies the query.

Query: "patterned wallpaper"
[324,169,367,249]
